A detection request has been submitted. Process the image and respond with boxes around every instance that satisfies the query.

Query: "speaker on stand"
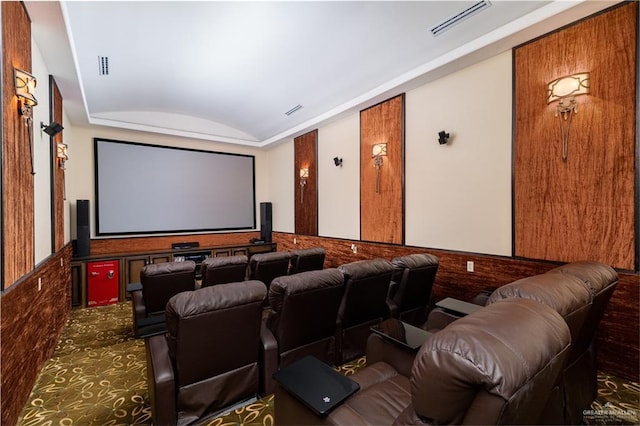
[260,202,272,243]
[75,199,90,257]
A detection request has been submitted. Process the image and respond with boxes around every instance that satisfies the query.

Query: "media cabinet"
[70,242,277,308]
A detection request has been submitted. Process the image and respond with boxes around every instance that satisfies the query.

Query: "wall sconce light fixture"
[56,142,69,169]
[299,167,309,203]
[14,68,38,174]
[438,130,450,145]
[41,121,64,137]
[333,157,343,167]
[371,143,387,194]
[546,72,590,161]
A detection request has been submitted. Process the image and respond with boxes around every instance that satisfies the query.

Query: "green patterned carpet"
[18,303,639,425]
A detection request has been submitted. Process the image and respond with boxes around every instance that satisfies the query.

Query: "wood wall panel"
[360,95,404,244]
[2,1,34,288]
[294,130,318,235]
[51,77,65,251]
[273,232,639,382]
[514,3,637,270]
[88,231,261,256]
[0,245,73,426]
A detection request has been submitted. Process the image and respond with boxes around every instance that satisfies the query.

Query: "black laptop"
[273,356,360,416]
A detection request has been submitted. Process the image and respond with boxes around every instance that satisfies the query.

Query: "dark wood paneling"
[88,231,261,256]
[514,3,637,270]
[360,95,404,244]
[0,245,72,426]
[294,130,318,236]
[273,232,639,382]
[2,1,34,288]
[51,77,65,252]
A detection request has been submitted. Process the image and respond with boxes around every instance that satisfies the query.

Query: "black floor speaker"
[76,199,90,257]
[260,202,272,243]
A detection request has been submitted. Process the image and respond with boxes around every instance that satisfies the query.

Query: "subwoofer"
[76,199,90,257]
[260,202,272,243]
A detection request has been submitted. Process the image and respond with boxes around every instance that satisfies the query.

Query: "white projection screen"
[95,138,256,235]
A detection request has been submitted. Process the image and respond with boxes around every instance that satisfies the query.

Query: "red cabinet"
[87,260,119,307]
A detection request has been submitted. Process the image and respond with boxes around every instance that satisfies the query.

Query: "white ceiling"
[25,1,617,148]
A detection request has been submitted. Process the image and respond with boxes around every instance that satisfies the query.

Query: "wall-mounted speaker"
[260,202,272,243]
[75,199,90,257]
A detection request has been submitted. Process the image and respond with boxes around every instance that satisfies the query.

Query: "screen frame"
[94,137,256,236]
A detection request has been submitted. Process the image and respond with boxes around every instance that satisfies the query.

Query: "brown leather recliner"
[387,253,438,326]
[288,247,326,275]
[275,298,571,425]
[145,280,267,426]
[200,255,248,287]
[261,268,344,395]
[545,261,618,424]
[131,260,196,338]
[248,251,292,294]
[336,258,394,364]
[486,271,594,424]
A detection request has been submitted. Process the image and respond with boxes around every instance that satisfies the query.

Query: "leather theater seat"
[145,280,267,425]
[261,268,344,395]
[275,298,571,425]
[248,251,292,296]
[288,247,326,275]
[200,254,248,287]
[543,261,618,424]
[387,253,438,326]
[336,258,394,364]
[131,260,196,338]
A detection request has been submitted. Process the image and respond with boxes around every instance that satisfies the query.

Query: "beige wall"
[405,51,512,255]
[265,51,513,255]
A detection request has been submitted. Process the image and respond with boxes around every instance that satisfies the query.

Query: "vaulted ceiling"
[25,1,616,147]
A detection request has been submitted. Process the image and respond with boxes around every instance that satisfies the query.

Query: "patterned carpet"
[18,302,639,426]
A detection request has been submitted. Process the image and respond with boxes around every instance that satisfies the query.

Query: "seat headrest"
[269,268,343,312]
[338,258,394,280]
[201,255,248,268]
[141,260,196,278]
[546,261,618,295]
[167,280,266,319]
[291,247,326,257]
[487,272,592,317]
[411,298,570,421]
[250,251,291,264]
[392,253,439,269]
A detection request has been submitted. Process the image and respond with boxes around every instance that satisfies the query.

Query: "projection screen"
[94,138,256,235]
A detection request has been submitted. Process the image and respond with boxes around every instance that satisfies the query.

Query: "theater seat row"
[143,252,440,425]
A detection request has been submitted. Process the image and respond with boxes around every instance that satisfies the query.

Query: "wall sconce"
[371,143,387,194]
[299,167,309,203]
[546,72,590,161]
[14,68,38,175]
[56,142,69,169]
[333,157,343,167]
[41,121,64,137]
[14,68,38,117]
[438,130,450,145]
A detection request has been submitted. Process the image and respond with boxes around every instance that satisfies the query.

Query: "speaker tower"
[260,202,272,243]
[76,199,90,257]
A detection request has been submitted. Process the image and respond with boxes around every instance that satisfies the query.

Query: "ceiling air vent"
[98,56,109,76]
[285,104,303,116]
[430,0,492,37]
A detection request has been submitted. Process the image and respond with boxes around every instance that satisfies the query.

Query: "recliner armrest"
[145,335,176,426]
[260,321,279,396]
[131,290,146,338]
[365,333,416,378]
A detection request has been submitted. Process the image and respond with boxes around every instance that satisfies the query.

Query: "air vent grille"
[430,0,492,36]
[98,56,109,76]
[285,104,303,116]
